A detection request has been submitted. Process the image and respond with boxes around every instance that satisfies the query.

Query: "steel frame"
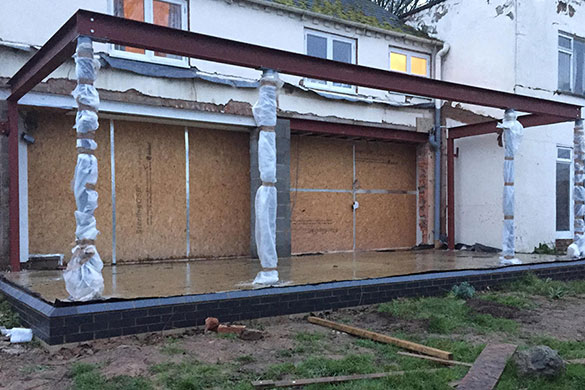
[4,10,583,270]
[289,119,429,143]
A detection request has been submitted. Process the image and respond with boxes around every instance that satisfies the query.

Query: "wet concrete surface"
[3,250,562,302]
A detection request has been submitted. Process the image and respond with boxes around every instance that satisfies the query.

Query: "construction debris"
[397,351,472,367]
[252,369,442,389]
[457,343,517,390]
[217,324,246,335]
[204,317,219,332]
[1,327,33,343]
[307,316,452,360]
[203,317,263,340]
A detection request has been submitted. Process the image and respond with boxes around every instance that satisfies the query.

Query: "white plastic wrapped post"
[63,37,105,301]
[568,119,585,258]
[497,109,524,265]
[253,70,282,285]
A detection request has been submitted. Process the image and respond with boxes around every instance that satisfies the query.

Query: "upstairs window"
[558,32,585,95]
[304,30,356,93]
[112,0,188,66]
[390,48,430,77]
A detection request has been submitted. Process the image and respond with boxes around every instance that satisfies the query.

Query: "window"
[558,32,585,95]
[304,30,356,92]
[112,0,188,66]
[556,146,572,236]
[390,48,430,77]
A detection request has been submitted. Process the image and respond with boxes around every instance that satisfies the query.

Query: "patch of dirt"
[466,298,531,320]
[324,305,431,335]
[521,296,585,341]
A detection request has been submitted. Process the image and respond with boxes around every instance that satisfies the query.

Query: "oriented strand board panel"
[355,141,416,191]
[290,136,353,190]
[291,192,353,254]
[189,128,250,258]
[115,120,186,261]
[355,193,416,250]
[28,112,113,262]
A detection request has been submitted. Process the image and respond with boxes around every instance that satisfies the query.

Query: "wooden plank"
[355,193,416,250]
[397,352,472,367]
[354,140,416,191]
[290,135,353,190]
[114,120,186,261]
[308,316,452,360]
[252,369,442,389]
[28,112,113,261]
[457,343,517,390]
[291,192,353,253]
[188,127,250,258]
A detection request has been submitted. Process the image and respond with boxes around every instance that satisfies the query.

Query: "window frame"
[304,29,357,94]
[389,47,431,77]
[109,0,189,67]
[558,31,585,96]
[558,32,574,93]
[556,145,573,239]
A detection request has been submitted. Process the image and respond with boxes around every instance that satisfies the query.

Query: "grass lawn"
[4,274,585,389]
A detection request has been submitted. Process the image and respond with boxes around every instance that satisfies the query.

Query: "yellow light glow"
[390,52,407,73]
[411,56,428,76]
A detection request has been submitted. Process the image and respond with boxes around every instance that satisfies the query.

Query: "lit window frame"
[389,47,431,77]
[556,145,573,238]
[109,0,189,67]
[304,29,357,94]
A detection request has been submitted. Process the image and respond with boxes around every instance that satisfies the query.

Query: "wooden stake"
[307,316,453,360]
[252,369,442,389]
[397,352,472,367]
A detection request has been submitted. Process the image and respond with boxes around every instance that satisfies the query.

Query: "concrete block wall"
[250,119,291,258]
[0,101,9,270]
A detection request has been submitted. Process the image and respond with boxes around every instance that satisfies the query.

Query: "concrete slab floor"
[2,250,562,302]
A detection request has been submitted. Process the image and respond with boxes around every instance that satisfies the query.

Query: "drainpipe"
[429,43,450,247]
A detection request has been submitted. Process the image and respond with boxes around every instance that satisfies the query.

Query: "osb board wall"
[355,193,416,250]
[114,120,186,261]
[291,192,353,253]
[188,127,250,257]
[355,141,416,191]
[290,135,353,189]
[28,112,113,261]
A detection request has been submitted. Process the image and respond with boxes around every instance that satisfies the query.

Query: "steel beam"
[449,114,571,139]
[7,13,79,102]
[7,101,20,271]
[70,10,581,119]
[289,118,428,143]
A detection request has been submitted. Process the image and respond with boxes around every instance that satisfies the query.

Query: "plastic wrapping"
[253,71,281,284]
[63,37,104,301]
[497,109,524,265]
[569,119,585,258]
[1,327,33,343]
[258,131,276,183]
[255,185,277,268]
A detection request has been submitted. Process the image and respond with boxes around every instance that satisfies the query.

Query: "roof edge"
[226,0,443,47]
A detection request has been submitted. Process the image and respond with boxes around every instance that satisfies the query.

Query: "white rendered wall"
[0,0,108,46]
[190,0,438,100]
[407,0,585,251]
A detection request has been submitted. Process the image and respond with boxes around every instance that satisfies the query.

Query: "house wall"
[406,0,585,252]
